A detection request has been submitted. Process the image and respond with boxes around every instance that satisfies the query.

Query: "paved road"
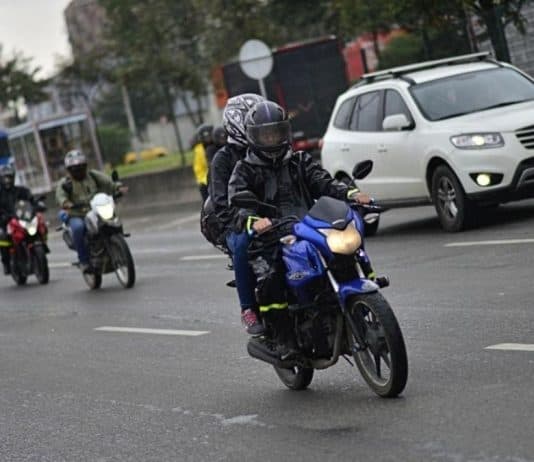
[1,202,534,461]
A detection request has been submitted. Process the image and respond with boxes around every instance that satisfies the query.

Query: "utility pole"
[121,82,141,151]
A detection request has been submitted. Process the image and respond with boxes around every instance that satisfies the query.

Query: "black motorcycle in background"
[60,172,135,290]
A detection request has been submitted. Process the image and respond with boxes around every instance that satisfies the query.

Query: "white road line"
[445,238,534,248]
[154,213,199,231]
[94,326,210,336]
[485,343,534,352]
[180,255,227,261]
[48,262,72,269]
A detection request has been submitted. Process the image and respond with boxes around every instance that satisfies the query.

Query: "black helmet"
[0,164,15,190]
[245,101,291,161]
[223,93,265,147]
[196,124,213,145]
[64,149,88,181]
[212,126,227,147]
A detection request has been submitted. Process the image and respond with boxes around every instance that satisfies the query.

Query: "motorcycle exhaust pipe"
[247,338,297,368]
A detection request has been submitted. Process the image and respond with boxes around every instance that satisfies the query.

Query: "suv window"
[410,67,534,121]
[384,90,412,120]
[350,91,381,131]
[333,97,355,129]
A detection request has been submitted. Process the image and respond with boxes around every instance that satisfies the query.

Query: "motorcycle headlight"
[319,221,362,255]
[95,203,114,221]
[27,217,38,236]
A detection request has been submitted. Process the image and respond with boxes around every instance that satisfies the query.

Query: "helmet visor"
[247,120,291,150]
[68,164,87,181]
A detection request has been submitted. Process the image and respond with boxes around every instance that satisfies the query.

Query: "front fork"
[318,253,368,351]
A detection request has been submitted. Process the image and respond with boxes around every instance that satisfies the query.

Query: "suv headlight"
[450,133,504,149]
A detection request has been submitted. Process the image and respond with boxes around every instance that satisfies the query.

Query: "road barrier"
[44,167,201,218]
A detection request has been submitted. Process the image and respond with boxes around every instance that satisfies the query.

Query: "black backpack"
[200,196,226,249]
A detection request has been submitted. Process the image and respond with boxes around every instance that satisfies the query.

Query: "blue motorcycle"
[232,161,408,397]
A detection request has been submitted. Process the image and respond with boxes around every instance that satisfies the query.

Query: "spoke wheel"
[83,271,102,290]
[109,235,135,288]
[348,293,408,398]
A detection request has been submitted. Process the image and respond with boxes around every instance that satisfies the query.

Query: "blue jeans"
[68,217,90,265]
[226,231,256,311]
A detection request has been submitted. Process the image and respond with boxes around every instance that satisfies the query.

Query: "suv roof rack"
[354,52,494,87]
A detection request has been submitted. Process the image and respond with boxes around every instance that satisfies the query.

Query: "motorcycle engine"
[297,311,336,358]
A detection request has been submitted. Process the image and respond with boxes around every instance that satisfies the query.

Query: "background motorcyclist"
[56,150,123,273]
[212,126,227,151]
[192,124,213,202]
[0,165,34,275]
[228,101,371,357]
[208,93,266,335]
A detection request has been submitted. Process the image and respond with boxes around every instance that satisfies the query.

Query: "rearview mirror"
[111,170,119,182]
[352,160,373,180]
[382,113,412,131]
[230,191,260,209]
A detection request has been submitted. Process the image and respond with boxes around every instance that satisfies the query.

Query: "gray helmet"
[0,164,15,189]
[64,150,87,168]
[222,93,265,147]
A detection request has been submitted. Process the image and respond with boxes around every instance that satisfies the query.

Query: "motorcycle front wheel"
[33,245,49,284]
[109,234,135,288]
[347,293,408,398]
[10,254,27,286]
[274,365,314,391]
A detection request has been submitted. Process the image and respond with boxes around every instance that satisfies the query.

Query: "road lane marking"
[445,238,534,248]
[94,326,210,336]
[48,262,72,269]
[181,255,227,261]
[155,213,200,231]
[485,343,534,352]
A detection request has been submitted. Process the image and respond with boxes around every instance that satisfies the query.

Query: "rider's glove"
[347,188,360,200]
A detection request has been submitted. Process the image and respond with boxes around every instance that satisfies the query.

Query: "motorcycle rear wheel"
[83,271,102,290]
[274,366,314,390]
[33,245,49,284]
[109,235,135,289]
[347,293,408,398]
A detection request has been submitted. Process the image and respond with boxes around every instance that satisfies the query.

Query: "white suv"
[321,52,534,233]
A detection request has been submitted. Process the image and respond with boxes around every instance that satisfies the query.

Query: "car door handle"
[340,147,350,153]
[377,144,387,153]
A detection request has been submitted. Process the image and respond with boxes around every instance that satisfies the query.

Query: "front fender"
[338,278,379,304]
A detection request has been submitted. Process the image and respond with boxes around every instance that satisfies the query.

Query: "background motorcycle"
[232,161,408,398]
[6,197,49,286]
[60,173,135,290]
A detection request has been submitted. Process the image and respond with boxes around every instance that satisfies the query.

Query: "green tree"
[99,0,211,161]
[0,48,49,123]
[97,124,131,166]
[464,0,532,62]
[333,0,395,60]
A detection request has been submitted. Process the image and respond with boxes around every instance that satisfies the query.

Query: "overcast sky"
[0,0,72,78]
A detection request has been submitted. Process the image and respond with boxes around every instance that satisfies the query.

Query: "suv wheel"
[431,165,473,232]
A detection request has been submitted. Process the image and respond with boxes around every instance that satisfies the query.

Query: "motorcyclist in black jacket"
[228,101,371,357]
[208,93,266,335]
[0,165,34,274]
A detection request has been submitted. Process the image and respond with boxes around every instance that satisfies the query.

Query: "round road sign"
[239,39,273,80]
